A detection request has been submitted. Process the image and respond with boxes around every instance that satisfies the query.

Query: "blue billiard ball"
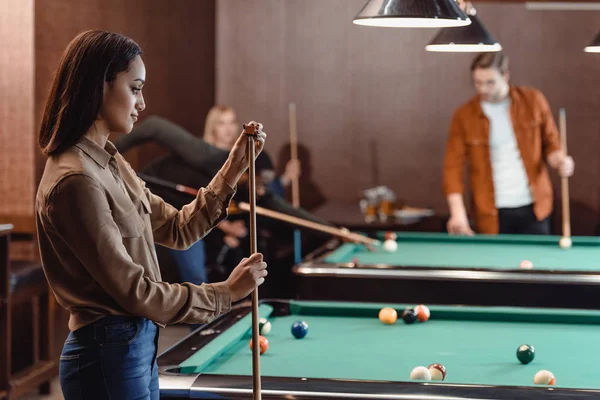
[291,321,308,339]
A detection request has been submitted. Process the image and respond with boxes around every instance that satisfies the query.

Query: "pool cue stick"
[237,202,380,246]
[243,123,261,400]
[559,108,571,240]
[137,173,243,216]
[136,173,198,196]
[289,103,302,263]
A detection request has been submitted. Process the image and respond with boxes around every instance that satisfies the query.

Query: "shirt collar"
[471,85,516,118]
[75,135,117,169]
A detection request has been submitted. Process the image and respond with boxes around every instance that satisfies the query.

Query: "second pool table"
[158,300,600,399]
[293,232,600,308]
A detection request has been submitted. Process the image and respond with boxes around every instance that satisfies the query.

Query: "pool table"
[292,232,600,309]
[158,299,600,399]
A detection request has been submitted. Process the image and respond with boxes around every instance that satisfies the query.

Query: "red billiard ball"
[414,305,430,322]
[428,363,446,381]
[384,231,397,241]
[249,335,269,354]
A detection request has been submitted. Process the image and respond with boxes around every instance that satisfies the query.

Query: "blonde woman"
[116,106,299,189]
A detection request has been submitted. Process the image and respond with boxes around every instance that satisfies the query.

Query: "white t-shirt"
[480,98,533,208]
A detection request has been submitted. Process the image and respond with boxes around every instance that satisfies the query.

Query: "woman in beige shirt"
[36,30,267,399]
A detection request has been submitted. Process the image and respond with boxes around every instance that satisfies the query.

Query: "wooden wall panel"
[216,0,600,235]
[0,0,35,233]
[35,0,216,178]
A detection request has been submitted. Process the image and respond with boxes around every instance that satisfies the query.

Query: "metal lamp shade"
[353,0,471,28]
[426,15,501,52]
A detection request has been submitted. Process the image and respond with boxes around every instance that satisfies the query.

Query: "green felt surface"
[324,232,600,270]
[180,301,600,389]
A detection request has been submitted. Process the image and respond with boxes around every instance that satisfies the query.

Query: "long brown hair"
[39,30,142,155]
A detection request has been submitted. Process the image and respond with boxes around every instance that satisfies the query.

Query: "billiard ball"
[384,231,397,241]
[259,318,271,335]
[249,335,269,354]
[519,260,533,269]
[409,366,431,380]
[351,257,360,267]
[428,363,446,381]
[291,320,308,339]
[414,305,430,322]
[378,307,397,324]
[383,239,398,252]
[559,237,572,249]
[533,370,555,385]
[401,308,418,324]
[516,344,534,364]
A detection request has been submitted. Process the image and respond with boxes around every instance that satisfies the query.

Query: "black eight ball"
[401,308,418,324]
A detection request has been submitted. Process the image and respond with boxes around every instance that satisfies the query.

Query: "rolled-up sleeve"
[46,173,231,325]
[535,90,561,159]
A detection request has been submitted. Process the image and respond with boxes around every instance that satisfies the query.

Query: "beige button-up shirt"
[36,135,235,331]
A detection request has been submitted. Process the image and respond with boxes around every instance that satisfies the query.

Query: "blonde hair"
[203,104,236,145]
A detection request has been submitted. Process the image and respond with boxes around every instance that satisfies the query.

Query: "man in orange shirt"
[443,52,574,235]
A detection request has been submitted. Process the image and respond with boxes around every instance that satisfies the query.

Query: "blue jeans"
[59,315,159,399]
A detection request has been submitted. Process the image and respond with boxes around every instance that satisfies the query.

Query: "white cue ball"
[533,370,555,385]
[409,366,432,381]
[383,239,398,252]
[559,237,572,249]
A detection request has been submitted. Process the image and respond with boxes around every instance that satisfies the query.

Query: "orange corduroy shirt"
[443,86,562,234]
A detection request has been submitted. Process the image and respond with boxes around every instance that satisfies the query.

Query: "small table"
[311,201,445,232]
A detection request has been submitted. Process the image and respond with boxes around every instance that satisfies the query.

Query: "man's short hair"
[471,52,509,74]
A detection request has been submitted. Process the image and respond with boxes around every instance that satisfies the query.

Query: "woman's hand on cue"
[225,253,268,302]
[231,121,267,167]
[221,121,267,185]
[221,121,267,186]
